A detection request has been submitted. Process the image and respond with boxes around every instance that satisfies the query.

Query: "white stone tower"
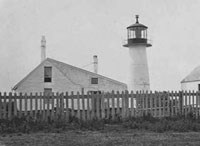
[123,15,152,91]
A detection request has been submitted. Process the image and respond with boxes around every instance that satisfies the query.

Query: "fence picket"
[46,93,50,120]
[35,93,38,119]
[86,92,90,120]
[130,91,134,117]
[24,93,28,117]
[65,92,69,122]
[0,93,2,119]
[196,91,199,119]
[51,93,55,120]
[106,92,110,119]
[69,92,74,118]
[77,92,80,120]
[19,93,22,118]
[121,91,125,119]
[192,90,195,115]
[149,91,153,116]
[8,92,12,120]
[81,91,85,121]
[111,91,115,120]
[116,91,120,116]
[171,92,178,116]
[91,92,95,119]
[96,92,100,120]
[30,93,33,117]
[42,92,46,121]
[188,91,191,114]
[101,92,105,119]
[60,93,64,121]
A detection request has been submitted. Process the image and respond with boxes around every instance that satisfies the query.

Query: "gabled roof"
[181,66,200,83]
[13,58,127,90]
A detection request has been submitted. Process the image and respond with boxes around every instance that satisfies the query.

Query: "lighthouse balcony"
[123,38,152,47]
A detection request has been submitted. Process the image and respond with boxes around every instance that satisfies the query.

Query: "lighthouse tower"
[123,15,152,91]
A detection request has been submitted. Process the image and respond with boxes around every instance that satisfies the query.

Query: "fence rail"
[0,91,200,121]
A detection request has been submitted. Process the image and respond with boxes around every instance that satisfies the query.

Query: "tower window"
[198,84,200,91]
[91,78,98,84]
[44,67,52,82]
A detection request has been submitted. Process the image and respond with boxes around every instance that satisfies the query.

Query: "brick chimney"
[93,55,98,74]
[41,36,46,62]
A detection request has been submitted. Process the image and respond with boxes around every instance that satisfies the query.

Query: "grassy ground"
[1,125,200,146]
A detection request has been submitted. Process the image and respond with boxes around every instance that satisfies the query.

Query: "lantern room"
[123,15,152,47]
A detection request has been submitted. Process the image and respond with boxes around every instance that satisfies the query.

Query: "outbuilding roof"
[13,58,127,90]
[181,66,200,83]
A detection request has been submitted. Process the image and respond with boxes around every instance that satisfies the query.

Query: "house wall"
[15,60,127,95]
[181,81,200,91]
[15,61,79,94]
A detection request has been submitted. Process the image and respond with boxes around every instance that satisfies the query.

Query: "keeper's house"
[12,58,127,95]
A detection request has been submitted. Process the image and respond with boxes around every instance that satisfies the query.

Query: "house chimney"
[41,36,46,62]
[93,55,98,74]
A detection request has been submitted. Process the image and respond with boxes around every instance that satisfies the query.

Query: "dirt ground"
[0,125,200,146]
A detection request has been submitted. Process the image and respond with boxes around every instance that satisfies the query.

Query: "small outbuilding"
[181,66,200,91]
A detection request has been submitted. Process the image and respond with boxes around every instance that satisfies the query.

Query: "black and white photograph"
[0,0,200,145]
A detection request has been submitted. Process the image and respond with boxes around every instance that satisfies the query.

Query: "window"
[44,88,52,104]
[198,84,200,91]
[89,91,101,94]
[44,88,52,95]
[44,67,52,82]
[91,77,98,84]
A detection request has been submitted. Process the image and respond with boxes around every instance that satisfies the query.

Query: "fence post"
[86,91,90,120]
[111,90,115,120]
[81,90,85,121]
[8,92,12,120]
[30,93,33,118]
[65,92,69,122]
[196,91,199,119]
[116,91,120,116]
[51,93,55,121]
[106,92,110,119]
[179,91,183,116]
[121,91,125,119]
[96,92,100,120]
[91,92,95,119]
[130,91,134,117]
[77,92,80,120]
[101,92,105,119]
[13,93,17,117]
[0,93,2,119]
[136,91,140,117]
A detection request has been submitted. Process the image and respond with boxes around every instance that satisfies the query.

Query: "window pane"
[44,67,52,77]
[91,78,98,84]
[44,67,52,82]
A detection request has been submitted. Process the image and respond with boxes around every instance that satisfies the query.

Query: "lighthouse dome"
[127,23,147,29]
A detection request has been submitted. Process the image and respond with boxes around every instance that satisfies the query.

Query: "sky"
[0,0,200,92]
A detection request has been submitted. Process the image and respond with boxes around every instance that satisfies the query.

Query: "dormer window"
[91,77,98,84]
[44,67,52,82]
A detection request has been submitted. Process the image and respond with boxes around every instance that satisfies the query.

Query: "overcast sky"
[0,0,200,92]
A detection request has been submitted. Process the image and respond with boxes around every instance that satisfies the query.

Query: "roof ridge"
[47,58,127,86]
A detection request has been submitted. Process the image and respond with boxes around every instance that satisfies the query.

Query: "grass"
[1,113,200,145]
[1,126,200,146]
